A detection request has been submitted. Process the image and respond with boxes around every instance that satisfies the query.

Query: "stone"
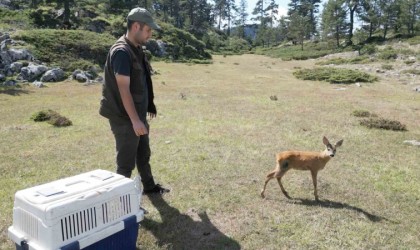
[403,140,420,147]
[41,68,65,82]
[17,63,48,81]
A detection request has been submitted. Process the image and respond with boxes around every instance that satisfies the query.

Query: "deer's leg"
[310,169,319,201]
[261,170,276,198]
[275,169,291,199]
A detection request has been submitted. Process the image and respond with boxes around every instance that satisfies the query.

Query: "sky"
[244,0,291,19]
[243,0,327,23]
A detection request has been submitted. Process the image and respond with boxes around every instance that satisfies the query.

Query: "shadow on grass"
[141,194,241,250]
[289,198,394,223]
[0,87,32,96]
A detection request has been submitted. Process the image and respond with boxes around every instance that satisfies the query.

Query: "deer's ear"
[335,139,344,147]
[323,136,330,146]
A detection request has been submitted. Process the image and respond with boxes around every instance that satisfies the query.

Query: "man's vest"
[99,36,156,123]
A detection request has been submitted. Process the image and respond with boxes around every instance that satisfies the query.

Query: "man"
[100,7,169,194]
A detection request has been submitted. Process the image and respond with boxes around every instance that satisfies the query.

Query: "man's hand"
[132,120,148,136]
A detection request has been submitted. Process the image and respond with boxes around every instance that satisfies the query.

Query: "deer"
[260,136,343,201]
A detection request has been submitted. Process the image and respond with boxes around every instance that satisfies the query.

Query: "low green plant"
[31,110,59,122]
[293,67,378,84]
[404,59,416,65]
[406,35,420,45]
[360,118,407,131]
[13,29,115,72]
[255,42,335,60]
[381,64,393,70]
[360,44,377,55]
[317,56,373,65]
[352,110,378,118]
[378,47,398,60]
[31,110,72,127]
[401,69,420,75]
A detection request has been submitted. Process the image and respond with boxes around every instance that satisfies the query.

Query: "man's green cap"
[127,7,161,30]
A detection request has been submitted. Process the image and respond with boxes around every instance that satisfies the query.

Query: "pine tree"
[321,0,347,47]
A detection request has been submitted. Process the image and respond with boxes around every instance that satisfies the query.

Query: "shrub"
[404,59,416,65]
[317,56,372,65]
[293,67,378,84]
[360,44,377,55]
[48,115,72,127]
[381,64,393,70]
[155,22,212,60]
[352,110,378,118]
[31,110,58,122]
[378,47,398,60]
[31,110,72,127]
[13,29,115,72]
[401,69,420,75]
[360,118,407,131]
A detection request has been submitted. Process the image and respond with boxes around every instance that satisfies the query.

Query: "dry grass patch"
[1,55,419,249]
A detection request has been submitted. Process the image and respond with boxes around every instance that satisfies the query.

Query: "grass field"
[1,54,419,249]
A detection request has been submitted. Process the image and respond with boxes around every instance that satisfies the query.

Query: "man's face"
[133,22,152,45]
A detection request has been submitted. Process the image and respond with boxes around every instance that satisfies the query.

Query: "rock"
[0,47,33,65]
[95,75,104,83]
[3,79,17,86]
[0,73,5,81]
[32,81,44,88]
[403,140,420,147]
[7,48,33,62]
[0,0,12,9]
[72,70,88,82]
[17,63,48,81]
[355,82,362,87]
[0,33,10,43]
[413,86,420,92]
[85,19,109,33]
[72,69,95,82]
[9,61,23,73]
[0,38,13,51]
[41,68,65,82]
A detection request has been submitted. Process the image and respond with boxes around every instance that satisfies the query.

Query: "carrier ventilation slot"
[60,207,97,242]
[15,209,39,240]
[102,194,132,224]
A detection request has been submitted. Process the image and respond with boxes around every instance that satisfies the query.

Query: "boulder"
[41,68,65,82]
[0,33,10,43]
[32,81,44,88]
[72,69,95,82]
[0,48,33,65]
[0,73,5,81]
[9,61,23,73]
[17,63,48,81]
[2,79,17,86]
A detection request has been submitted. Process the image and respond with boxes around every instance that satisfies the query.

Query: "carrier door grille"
[60,207,97,242]
[102,194,132,224]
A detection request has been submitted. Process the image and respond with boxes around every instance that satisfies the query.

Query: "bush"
[293,67,378,84]
[360,118,407,131]
[155,22,212,60]
[361,44,377,55]
[352,110,377,118]
[317,56,372,65]
[381,64,393,70]
[13,29,115,72]
[401,69,420,75]
[404,59,416,65]
[378,47,398,60]
[31,110,72,127]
